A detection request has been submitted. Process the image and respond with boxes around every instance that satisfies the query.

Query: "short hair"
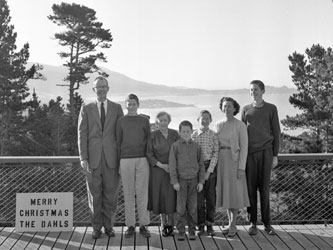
[197,110,212,121]
[179,120,193,131]
[250,80,265,91]
[125,93,139,105]
[219,97,240,115]
[94,76,108,86]
[156,111,171,123]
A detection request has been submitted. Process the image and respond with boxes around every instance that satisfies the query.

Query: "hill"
[27,63,296,103]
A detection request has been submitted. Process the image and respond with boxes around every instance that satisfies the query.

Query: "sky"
[7,0,333,90]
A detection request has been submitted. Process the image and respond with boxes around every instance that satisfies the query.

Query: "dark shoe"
[177,232,185,241]
[92,229,101,239]
[167,225,174,236]
[222,227,229,234]
[189,231,196,240]
[197,225,205,236]
[105,228,115,237]
[125,226,135,238]
[139,226,151,238]
[207,225,215,236]
[248,224,258,235]
[162,226,169,237]
[264,225,276,235]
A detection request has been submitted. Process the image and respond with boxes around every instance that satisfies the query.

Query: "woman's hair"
[156,111,171,123]
[219,97,240,115]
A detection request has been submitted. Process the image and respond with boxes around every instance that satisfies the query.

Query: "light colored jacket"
[78,99,124,169]
[215,118,248,170]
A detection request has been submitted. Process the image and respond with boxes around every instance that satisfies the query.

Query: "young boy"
[116,94,151,238]
[192,110,219,236]
[169,120,205,241]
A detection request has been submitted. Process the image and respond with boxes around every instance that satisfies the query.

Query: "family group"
[77,77,280,241]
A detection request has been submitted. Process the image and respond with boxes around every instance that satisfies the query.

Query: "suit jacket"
[78,99,124,169]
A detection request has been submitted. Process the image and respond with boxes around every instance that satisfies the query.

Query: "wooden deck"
[0,224,332,250]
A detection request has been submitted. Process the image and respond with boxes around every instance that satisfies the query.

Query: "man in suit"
[78,76,124,239]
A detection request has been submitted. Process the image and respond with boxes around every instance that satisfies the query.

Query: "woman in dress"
[147,111,180,236]
[215,97,250,237]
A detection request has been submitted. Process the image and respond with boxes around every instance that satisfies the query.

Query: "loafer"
[139,226,151,238]
[92,229,101,239]
[167,225,174,236]
[125,226,135,238]
[207,225,215,236]
[105,228,115,237]
[197,225,205,236]
[162,226,169,237]
[189,231,196,240]
[248,224,258,235]
[264,225,276,235]
[177,232,185,241]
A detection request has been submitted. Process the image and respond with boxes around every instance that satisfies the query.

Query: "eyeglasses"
[93,86,108,90]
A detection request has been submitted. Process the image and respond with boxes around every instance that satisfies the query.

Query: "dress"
[216,119,250,209]
[147,129,180,214]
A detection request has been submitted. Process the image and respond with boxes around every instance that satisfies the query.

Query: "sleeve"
[198,146,206,184]
[78,104,88,161]
[241,106,247,124]
[238,122,248,170]
[168,143,179,184]
[271,105,281,156]
[146,132,158,166]
[116,118,123,159]
[208,132,219,173]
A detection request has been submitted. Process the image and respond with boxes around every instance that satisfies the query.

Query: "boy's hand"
[173,183,180,191]
[237,169,245,179]
[197,183,203,192]
[205,171,211,180]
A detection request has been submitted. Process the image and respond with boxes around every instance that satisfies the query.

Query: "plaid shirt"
[192,128,219,173]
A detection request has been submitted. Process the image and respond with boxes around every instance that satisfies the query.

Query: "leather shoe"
[92,229,101,239]
[189,231,196,240]
[207,225,215,236]
[248,224,258,235]
[105,228,115,237]
[264,225,276,235]
[125,226,135,238]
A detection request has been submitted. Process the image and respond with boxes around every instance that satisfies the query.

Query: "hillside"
[27,63,296,103]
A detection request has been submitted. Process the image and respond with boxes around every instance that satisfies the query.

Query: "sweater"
[241,101,280,156]
[116,115,151,159]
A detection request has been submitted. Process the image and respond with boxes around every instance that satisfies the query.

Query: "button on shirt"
[192,128,219,173]
[169,138,205,185]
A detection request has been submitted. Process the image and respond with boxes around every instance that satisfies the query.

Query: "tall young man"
[241,80,280,236]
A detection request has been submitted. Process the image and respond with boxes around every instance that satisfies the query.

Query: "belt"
[220,146,231,150]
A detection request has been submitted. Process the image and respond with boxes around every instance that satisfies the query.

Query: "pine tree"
[0,0,42,155]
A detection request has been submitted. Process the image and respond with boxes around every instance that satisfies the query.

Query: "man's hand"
[204,171,211,180]
[237,169,245,179]
[197,183,203,192]
[173,183,180,191]
[272,156,278,168]
[80,160,91,173]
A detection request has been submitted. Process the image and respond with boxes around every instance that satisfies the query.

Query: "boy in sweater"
[169,120,205,241]
[116,94,151,238]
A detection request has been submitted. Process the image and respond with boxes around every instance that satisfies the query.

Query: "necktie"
[101,102,105,131]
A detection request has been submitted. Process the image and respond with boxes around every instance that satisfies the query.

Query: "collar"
[252,100,265,108]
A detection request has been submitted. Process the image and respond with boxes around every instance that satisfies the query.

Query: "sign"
[15,192,73,232]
